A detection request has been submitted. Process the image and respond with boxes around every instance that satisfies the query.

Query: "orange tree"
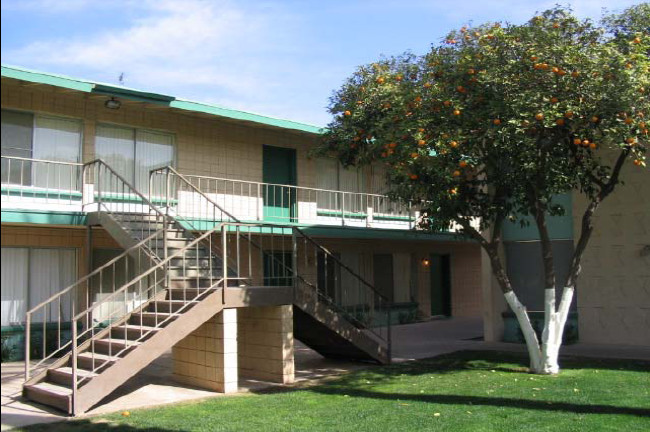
[318,6,648,374]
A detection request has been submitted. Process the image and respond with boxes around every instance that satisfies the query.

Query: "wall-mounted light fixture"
[421,258,431,267]
[104,97,121,110]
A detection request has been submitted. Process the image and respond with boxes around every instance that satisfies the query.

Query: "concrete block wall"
[172,309,239,393]
[1,80,319,188]
[573,156,650,346]
[238,306,295,384]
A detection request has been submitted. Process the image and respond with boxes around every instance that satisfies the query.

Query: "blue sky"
[1,0,644,126]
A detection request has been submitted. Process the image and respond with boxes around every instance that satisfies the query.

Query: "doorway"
[262,145,297,222]
[430,254,451,317]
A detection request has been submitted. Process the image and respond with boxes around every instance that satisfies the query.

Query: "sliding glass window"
[1,110,81,189]
[95,124,174,192]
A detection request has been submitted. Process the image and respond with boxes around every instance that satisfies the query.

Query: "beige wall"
[1,224,121,278]
[573,161,650,346]
[238,306,294,384]
[172,309,239,393]
[1,79,318,187]
[314,237,482,318]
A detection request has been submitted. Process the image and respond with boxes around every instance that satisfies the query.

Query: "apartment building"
[1,65,482,414]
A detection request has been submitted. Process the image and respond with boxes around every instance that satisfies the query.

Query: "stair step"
[48,367,98,387]
[110,324,161,340]
[23,382,72,413]
[166,287,210,300]
[92,338,142,355]
[146,299,197,313]
[169,277,217,289]
[129,311,179,327]
[76,352,119,370]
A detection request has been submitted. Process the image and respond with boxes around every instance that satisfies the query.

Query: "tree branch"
[565,147,631,287]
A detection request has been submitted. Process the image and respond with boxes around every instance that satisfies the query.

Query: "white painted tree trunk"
[504,286,574,374]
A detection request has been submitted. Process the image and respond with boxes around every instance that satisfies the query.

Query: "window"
[95,124,174,191]
[1,110,82,188]
[315,158,366,212]
[1,247,77,326]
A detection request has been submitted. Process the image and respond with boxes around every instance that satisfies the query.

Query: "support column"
[172,308,238,393]
[238,305,294,384]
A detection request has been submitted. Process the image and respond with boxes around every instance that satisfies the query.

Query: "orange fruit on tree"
[493,119,501,125]
[591,116,599,123]
[626,137,637,145]
[633,37,641,44]
[556,118,565,126]
[410,152,419,158]
[418,139,427,147]
[449,187,458,194]
[571,71,579,78]
[573,138,582,145]
[550,97,559,104]
[450,141,459,148]
[535,113,544,121]
[582,139,590,147]
[589,142,597,149]
[633,159,642,166]
[459,160,468,168]
[443,100,452,107]
[624,118,633,125]
[388,142,397,149]
[565,111,574,118]
[376,77,385,84]
[453,109,462,116]
[410,174,418,180]
[344,110,351,116]
[452,170,461,177]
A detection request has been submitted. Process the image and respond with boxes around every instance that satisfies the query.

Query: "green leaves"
[319,6,649,234]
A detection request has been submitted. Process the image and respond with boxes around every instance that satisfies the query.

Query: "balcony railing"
[2,156,419,231]
[1,156,84,212]
[150,170,419,230]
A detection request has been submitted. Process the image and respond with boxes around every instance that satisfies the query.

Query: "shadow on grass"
[255,350,650,418]
[308,386,650,418]
[13,415,185,432]
[330,350,650,384]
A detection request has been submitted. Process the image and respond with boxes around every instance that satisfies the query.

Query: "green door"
[430,254,451,316]
[262,145,297,222]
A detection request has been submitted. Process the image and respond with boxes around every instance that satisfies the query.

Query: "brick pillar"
[172,308,238,393]
[238,305,294,384]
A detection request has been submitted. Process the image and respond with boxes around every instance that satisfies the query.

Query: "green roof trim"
[1,64,324,135]
[1,65,94,93]
[171,99,323,134]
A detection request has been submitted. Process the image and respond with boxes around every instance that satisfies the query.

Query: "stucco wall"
[573,161,650,346]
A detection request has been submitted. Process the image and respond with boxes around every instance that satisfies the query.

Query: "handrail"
[85,159,167,220]
[162,166,240,222]
[179,172,391,199]
[72,225,222,322]
[25,230,163,315]
[294,226,390,303]
[153,166,391,351]
[1,155,84,166]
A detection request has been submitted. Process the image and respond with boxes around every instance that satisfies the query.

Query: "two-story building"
[1,65,483,414]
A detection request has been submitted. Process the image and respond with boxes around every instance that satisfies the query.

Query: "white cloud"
[4,0,316,119]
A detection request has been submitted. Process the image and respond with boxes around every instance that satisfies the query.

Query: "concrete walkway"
[2,317,649,430]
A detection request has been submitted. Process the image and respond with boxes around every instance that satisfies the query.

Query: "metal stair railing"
[151,166,392,360]
[64,225,223,413]
[24,230,164,382]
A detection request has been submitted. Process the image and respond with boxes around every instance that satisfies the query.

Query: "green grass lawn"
[21,351,650,432]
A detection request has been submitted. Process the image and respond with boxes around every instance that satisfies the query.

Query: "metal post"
[340,192,345,226]
[71,316,78,415]
[24,313,31,381]
[222,224,228,303]
[291,228,298,298]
